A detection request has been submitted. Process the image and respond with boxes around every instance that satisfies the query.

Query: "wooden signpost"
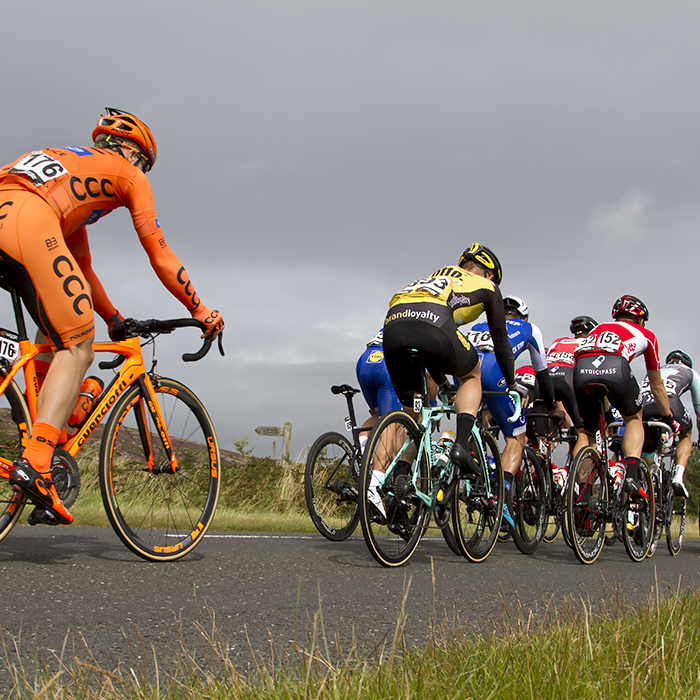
[255,422,292,462]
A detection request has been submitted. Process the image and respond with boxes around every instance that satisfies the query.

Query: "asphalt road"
[1,525,699,686]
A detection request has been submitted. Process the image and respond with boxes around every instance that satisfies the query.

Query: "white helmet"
[503,295,528,320]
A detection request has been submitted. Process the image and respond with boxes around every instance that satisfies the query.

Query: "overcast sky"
[1,2,699,456]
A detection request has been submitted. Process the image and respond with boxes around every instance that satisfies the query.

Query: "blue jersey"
[460,318,549,437]
[462,318,548,371]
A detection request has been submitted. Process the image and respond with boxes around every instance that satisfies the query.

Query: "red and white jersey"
[575,321,661,370]
[546,336,584,368]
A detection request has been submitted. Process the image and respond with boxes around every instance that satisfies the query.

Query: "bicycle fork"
[133,375,178,474]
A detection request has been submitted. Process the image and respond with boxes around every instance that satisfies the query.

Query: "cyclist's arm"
[67,227,120,323]
[689,369,700,411]
[138,232,224,335]
[482,288,515,386]
[124,174,223,336]
[647,369,671,416]
[525,323,557,410]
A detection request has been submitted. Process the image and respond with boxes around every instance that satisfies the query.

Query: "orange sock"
[22,422,61,474]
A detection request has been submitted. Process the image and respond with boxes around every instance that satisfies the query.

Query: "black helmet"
[458,243,502,285]
[666,349,693,368]
[611,294,649,323]
[503,295,528,319]
[570,315,597,336]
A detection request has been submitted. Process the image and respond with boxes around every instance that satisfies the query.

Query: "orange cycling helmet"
[458,243,502,285]
[92,107,157,171]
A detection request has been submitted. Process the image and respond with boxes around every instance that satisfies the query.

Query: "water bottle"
[67,376,104,435]
[608,460,625,495]
[552,464,568,491]
[432,430,455,477]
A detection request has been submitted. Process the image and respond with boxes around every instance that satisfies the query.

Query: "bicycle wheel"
[0,376,30,542]
[304,431,359,541]
[358,410,429,567]
[512,447,547,555]
[566,446,607,564]
[622,461,654,562]
[452,430,504,563]
[666,492,686,556]
[99,377,220,562]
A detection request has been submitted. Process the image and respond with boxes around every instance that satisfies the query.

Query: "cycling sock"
[455,413,476,450]
[22,422,61,474]
[623,456,641,482]
[504,471,514,491]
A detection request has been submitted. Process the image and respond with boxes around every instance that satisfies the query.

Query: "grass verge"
[3,581,700,698]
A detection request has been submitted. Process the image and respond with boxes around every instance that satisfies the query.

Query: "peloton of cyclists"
[573,295,676,498]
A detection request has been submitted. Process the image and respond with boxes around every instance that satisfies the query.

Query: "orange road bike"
[0,279,223,561]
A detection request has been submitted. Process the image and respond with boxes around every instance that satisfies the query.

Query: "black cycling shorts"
[383,309,479,407]
[641,397,692,453]
[573,354,642,432]
[549,366,582,429]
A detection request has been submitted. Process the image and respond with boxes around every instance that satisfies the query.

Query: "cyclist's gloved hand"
[661,413,681,435]
[192,305,225,338]
[508,383,529,401]
[107,311,126,341]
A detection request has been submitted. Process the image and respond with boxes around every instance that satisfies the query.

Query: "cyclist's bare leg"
[672,430,692,496]
[35,336,94,437]
[574,428,589,457]
[502,432,527,476]
[675,431,692,468]
[621,410,644,459]
[454,365,481,416]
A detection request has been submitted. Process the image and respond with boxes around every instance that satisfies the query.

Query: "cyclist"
[573,295,675,497]
[380,243,517,524]
[461,295,565,525]
[546,315,598,456]
[640,349,700,498]
[356,329,402,452]
[0,108,224,525]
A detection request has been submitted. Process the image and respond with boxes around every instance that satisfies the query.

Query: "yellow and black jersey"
[385,265,514,386]
[388,265,498,326]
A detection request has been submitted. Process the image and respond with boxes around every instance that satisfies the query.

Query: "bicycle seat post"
[344,391,361,446]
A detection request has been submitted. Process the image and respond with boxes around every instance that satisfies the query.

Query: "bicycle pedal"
[27,507,61,526]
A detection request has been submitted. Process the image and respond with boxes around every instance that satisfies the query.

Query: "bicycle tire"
[99,377,220,562]
[304,431,359,541]
[441,519,463,555]
[542,457,561,544]
[358,410,429,567]
[622,461,654,562]
[666,493,686,556]
[0,376,30,542]
[566,446,607,564]
[512,447,547,555]
[452,430,504,563]
[647,468,663,558]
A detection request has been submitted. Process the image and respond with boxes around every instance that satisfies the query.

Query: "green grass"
[3,579,700,698]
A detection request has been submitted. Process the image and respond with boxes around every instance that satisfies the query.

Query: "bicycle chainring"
[51,448,81,509]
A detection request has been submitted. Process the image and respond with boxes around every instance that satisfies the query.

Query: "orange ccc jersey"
[0,146,203,321]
